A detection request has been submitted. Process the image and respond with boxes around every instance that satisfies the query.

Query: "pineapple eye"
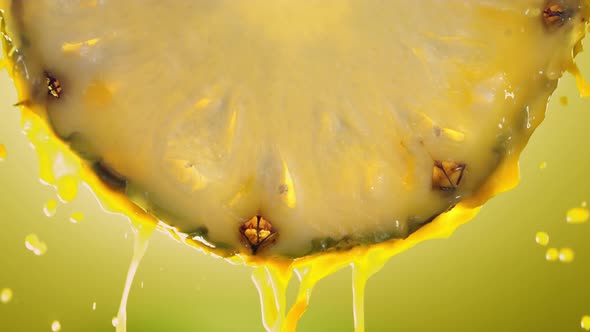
[45,73,62,99]
[543,3,566,26]
[240,215,278,255]
[432,161,466,192]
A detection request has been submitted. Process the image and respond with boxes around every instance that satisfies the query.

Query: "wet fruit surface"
[2,0,589,257]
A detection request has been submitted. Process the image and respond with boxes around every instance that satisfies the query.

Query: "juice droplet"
[539,161,547,169]
[559,96,569,106]
[112,317,119,327]
[69,212,85,224]
[545,248,559,262]
[92,302,97,311]
[51,320,61,332]
[0,144,6,161]
[43,199,58,217]
[56,175,79,203]
[558,248,575,263]
[582,315,590,331]
[0,288,13,304]
[567,207,589,224]
[25,233,48,256]
[535,232,549,246]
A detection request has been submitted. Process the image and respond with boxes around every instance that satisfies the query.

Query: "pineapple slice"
[1,0,588,258]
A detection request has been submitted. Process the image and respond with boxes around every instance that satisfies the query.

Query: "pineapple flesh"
[1,0,588,257]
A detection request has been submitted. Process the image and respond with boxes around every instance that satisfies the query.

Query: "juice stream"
[115,221,155,332]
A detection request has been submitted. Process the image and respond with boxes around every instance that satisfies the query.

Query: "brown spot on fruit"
[240,215,277,255]
[432,160,466,191]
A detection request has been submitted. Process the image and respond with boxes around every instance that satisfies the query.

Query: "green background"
[1,45,590,332]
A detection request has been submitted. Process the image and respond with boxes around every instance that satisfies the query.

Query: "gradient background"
[0,44,590,332]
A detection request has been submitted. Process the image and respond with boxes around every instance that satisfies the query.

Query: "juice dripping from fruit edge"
[1,39,590,332]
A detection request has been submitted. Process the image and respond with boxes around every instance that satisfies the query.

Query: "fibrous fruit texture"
[1,0,588,259]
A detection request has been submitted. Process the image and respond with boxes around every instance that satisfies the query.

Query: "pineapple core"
[2,0,588,257]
